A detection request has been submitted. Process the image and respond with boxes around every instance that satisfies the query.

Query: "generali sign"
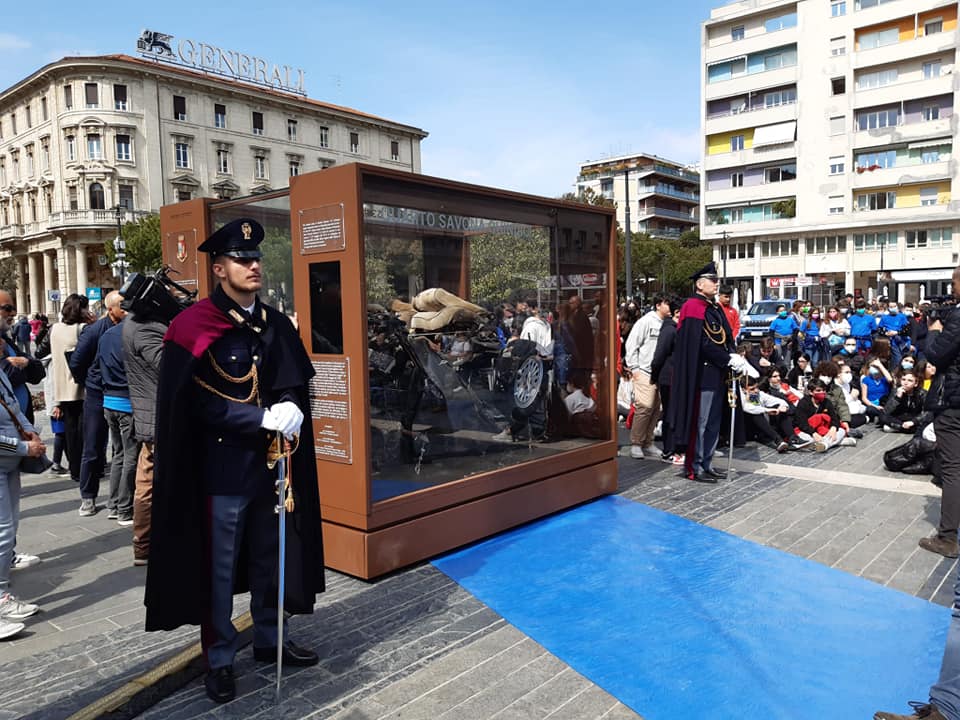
[136,29,305,96]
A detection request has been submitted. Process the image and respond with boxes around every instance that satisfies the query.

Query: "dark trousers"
[60,400,84,483]
[79,389,108,501]
[935,410,960,542]
[201,493,284,670]
[659,383,676,456]
[744,413,784,445]
[52,433,64,466]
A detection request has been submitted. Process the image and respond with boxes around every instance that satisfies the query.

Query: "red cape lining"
[164,298,234,359]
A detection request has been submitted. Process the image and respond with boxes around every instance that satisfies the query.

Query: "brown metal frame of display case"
[160,163,618,579]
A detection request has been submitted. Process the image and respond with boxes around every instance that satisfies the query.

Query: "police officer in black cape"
[144,218,324,704]
[666,261,756,483]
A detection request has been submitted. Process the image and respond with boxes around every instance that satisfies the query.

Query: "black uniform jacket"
[144,286,324,632]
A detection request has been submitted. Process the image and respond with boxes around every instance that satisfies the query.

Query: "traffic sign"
[86,287,102,301]
[47,289,61,302]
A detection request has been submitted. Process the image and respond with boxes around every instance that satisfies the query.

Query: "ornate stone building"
[0,54,427,315]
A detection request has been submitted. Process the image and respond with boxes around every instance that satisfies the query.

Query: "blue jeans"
[693,389,723,474]
[79,389,108,501]
[930,561,960,719]
[0,468,21,591]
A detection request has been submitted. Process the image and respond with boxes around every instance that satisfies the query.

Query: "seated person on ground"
[793,378,853,452]
[860,356,893,421]
[880,370,930,434]
[749,336,785,377]
[787,353,812,390]
[739,377,798,452]
[761,368,801,406]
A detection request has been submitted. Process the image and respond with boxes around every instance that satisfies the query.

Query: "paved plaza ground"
[0,422,952,719]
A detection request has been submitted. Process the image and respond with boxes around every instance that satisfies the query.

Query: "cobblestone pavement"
[0,422,950,719]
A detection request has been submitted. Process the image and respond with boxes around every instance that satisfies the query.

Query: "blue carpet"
[433,495,949,719]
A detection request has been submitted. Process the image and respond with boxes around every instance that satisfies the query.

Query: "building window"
[44,189,52,215]
[63,84,73,110]
[829,197,844,214]
[764,164,797,183]
[923,105,941,122]
[857,68,897,90]
[856,149,896,169]
[831,77,846,95]
[760,238,800,257]
[319,158,335,169]
[176,189,192,202]
[9,152,17,181]
[856,190,896,210]
[115,134,131,162]
[173,95,187,121]
[214,103,226,129]
[925,19,944,35]
[175,142,190,169]
[731,134,745,151]
[114,84,128,111]
[830,37,846,56]
[731,172,743,187]
[859,28,899,50]
[350,132,360,153]
[830,116,845,135]
[118,185,134,211]
[318,125,329,148]
[731,25,745,41]
[390,140,399,161]
[856,0,896,9]
[764,88,797,107]
[289,160,300,176]
[252,111,264,136]
[600,178,613,199]
[24,105,31,129]
[763,48,797,71]
[84,83,98,108]
[923,61,942,79]
[217,148,230,174]
[765,12,797,32]
[831,1,846,17]
[856,107,898,131]
[255,154,267,179]
[853,231,894,250]
[906,227,951,248]
[89,182,105,210]
[65,135,76,161]
[25,146,33,176]
[87,134,102,160]
[40,139,49,170]
[9,112,15,136]
[922,149,943,164]
[0,159,5,186]
[287,119,297,141]
[40,96,48,121]
[730,208,744,223]
[807,235,847,253]
[829,156,845,174]
[920,187,939,206]
[68,186,78,210]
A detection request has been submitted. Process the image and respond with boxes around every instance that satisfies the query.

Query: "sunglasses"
[0,305,15,313]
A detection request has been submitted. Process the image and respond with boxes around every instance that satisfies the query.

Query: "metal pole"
[624,168,632,301]
[721,230,729,286]
[727,373,737,479]
[275,434,288,703]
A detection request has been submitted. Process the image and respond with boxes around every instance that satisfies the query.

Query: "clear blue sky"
[0,0,719,196]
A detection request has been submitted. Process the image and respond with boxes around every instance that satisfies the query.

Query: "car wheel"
[514,356,544,410]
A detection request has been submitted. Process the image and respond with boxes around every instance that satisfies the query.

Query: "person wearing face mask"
[835,363,869,428]
[793,379,853,452]
[820,306,850,355]
[835,336,866,374]
[761,369,802,406]
[799,306,825,366]
[876,302,912,367]
[861,357,893,423]
[768,304,800,354]
[738,377,798,452]
[880,370,930,433]
[813,361,863,439]
[848,299,876,353]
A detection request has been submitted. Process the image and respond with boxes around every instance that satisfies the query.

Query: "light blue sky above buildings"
[0,0,719,196]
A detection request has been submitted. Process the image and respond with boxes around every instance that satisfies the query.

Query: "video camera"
[119,265,197,323]
[923,296,957,325]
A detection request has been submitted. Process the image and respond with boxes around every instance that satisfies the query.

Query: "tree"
[559,187,615,208]
[0,258,18,296]
[679,227,704,248]
[470,229,549,306]
[104,213,162,273]
[773,198,796,218]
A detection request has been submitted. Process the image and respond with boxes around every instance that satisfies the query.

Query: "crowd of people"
[619,283,940,475]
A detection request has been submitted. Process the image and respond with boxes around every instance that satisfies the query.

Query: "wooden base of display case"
[321,459,618,579]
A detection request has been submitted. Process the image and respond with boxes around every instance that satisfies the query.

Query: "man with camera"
[877,270,960,720]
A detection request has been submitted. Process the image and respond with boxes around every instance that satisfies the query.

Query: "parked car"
[737,299,797,343]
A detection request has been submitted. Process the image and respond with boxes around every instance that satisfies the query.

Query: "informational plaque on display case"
[299,204,345,254]
[309,357,352,464]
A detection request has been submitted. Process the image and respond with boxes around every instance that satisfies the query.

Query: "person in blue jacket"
[876,301,911,367]
[768,304,800,356]
[799,307,824,366]
[847,298,877,353]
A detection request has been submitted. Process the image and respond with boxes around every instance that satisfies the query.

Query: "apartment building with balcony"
[0,54,427,316]
[702,0,959,307]
[575,153,700,240]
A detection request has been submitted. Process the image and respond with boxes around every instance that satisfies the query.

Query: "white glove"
[260,408,281,431]
[728,353,747,373]
[270,401,304,439]
[743,363,759,379]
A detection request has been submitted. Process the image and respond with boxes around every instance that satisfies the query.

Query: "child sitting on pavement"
[880,370,930,434]
[761,368,802,406]
[794,378,856,452]
[739,377,804,452]
[860,356,893,423]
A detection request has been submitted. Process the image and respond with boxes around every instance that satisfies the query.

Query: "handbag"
[0,390,52,474]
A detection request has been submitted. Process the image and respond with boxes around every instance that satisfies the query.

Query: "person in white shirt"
[520,299,553,358]
[623,294,670,459]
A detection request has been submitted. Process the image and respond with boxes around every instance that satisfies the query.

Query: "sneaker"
[777,441,790,453]
[670,453,686,465]
[106,508,118,520]
[882,425,894,433]
[813,440,827,453]
[790,437,813,451]
[875,701,948,719]
[630,445,646,459]
[10,553,39,570]
[490,429,513,443]
[849,428,864,439]
[0,619,24,639]
[78,498,96,517]
[48,463,68,476]
[919,535,960,559]
[117,517,134,527]
[840,437,857,447]
[0,592,38,620]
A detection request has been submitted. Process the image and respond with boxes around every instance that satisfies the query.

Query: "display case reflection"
[362,203,609,502]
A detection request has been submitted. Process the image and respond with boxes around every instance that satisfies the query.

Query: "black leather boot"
[204,666,235,703]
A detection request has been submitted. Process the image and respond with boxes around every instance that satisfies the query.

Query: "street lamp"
[720,229,730,285]
[624,167,632,302]
[112,204,127,286]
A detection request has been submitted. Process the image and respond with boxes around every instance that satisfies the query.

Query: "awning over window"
[890,268,954,282]
[752,121,797,148]
[908,137,952,150]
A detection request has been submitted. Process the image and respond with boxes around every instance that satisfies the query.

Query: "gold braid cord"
[192,351,261,406]
[268,435,298,511]
[704,318,727,347]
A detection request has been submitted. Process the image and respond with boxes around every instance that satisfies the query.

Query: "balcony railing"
[637,184,700,202]
[707,98,796,121]
[0,225,23,241]
[637,206,698,222]
[47,208,150,229]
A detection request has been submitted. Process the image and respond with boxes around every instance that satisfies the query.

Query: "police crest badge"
[176,234,188,263]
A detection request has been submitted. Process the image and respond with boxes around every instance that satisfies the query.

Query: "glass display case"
[160,164,618,579]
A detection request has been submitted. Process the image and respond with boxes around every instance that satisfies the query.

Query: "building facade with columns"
[0,53,427,317]
[702,0,959,308]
